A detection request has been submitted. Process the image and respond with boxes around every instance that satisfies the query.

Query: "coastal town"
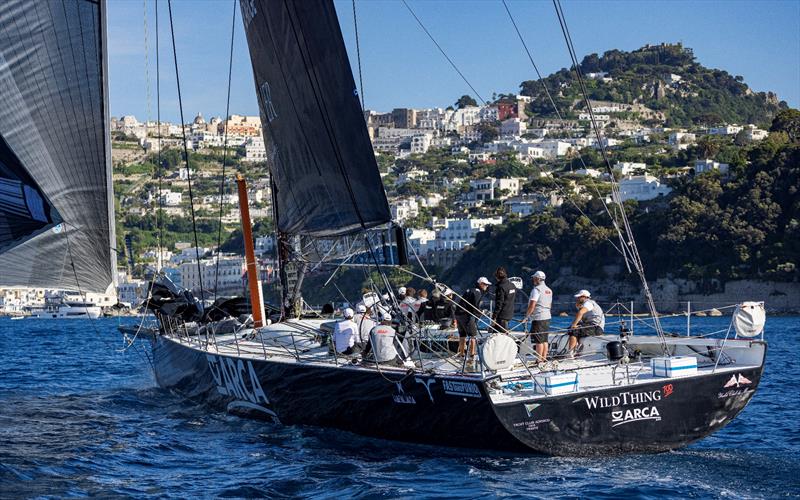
[1,42,794,316]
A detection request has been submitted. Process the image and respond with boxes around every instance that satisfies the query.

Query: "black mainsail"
[239,0,391,238]
[0,0,115,293]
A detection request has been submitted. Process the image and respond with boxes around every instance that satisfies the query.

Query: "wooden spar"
[236,173,266,327]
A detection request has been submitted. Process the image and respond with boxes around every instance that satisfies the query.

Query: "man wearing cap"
[567,290,606,357]
[455,277,490,357]
[491,266,516,334]
[523,270,552,362]
[353,303,376,347]
[333,307,359,355]
[363,311,403,365]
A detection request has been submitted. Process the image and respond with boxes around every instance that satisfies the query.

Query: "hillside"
[440,110,800,289]
[520,43,787,127]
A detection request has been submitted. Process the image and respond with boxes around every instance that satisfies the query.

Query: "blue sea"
[0,315,798,499]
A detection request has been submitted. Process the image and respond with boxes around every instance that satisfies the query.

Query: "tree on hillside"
[455,95,477,109]
[770,109,800,142]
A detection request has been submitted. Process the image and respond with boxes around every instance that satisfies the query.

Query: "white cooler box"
[534,372,579,395]
[651,356,697,378]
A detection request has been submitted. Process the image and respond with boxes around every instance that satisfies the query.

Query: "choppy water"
[0,315,798,498]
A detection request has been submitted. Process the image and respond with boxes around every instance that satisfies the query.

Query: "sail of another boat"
[0,0,115,294]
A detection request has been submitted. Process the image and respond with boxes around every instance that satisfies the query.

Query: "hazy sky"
[107,0,800,122]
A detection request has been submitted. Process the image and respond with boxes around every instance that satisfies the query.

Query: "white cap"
[532,271,546,280]
[397,286,407,295]
[381,311,392,321]
[574,289,591,298]
[477,277,491,285]
[356,304,367,313]
[343,307,355,318]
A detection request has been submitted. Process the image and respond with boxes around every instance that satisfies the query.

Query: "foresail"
[240,0,391,238]
[0,0,115,293]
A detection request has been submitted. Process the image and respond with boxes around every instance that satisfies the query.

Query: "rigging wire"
[166,0,205,300]
[351,0,365,110]
[501,0,631,264]
[551,0,667,349]
[400,0,486,105]
[155,0,164,270]
[213,0,238,303]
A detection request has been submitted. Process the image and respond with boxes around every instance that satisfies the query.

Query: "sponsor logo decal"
[393,381,416,405]
[724,373,752,388]
[719,373,754,399]
[662,384,674,398]
[524,403,540,417]
[442,379,482,399]
[206,354,278,422]
[415,377,437,403]
[611,406,661,427]
[581,388,663,410]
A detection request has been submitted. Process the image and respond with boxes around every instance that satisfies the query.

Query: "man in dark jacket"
[454,277,490,357]
[491,266,516,334]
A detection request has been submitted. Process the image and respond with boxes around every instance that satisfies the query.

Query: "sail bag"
[240,0,391,238]
[0,0,115,292]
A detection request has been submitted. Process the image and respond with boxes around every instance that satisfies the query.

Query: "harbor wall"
[549,277,800,315]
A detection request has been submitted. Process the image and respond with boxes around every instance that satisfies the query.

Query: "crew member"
[414,289,429,321]
[567,289,605,358]
[455,277,490,357]
[491,267,516,334]
[353,303,376,346]
[523,270,553,362]
[333,307,359,355]
[363,311,403,365]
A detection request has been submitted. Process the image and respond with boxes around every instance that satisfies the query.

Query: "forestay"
[239,0,391,238]
[0,0,115,293]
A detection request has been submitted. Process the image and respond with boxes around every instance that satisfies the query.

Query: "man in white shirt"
[523,270,553,362]
[333,307,359,355]
[567,290,605,358]
[364,311,402,365]
[353,303,376,346]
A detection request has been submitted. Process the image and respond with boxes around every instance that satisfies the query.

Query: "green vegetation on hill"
[521,43,787,127]
[442,110,800,287]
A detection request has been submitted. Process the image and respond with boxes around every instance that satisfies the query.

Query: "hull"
[150,334,765,455]
[151,335,525,451]
[492,362,764,455]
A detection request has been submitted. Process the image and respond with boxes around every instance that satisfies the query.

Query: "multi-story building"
[503,193,563,217]
[468,177,521,202]
[390,197,419,223]
[180,255,245,298]
[406,228,437,256]
[618,175,672,202]
[614,162,647,176]
[243,136,267,162]
[410,132,434,154]
[160,190,182,206]
[433,217,503,251]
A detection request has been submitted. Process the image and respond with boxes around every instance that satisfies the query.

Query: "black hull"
[151,335,526,451]
[493,361,765,455]
[150,335,765,455]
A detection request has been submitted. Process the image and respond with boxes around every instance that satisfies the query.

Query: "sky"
[107,0,800,123]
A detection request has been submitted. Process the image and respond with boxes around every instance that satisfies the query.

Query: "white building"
[180,255,245,298]
[574,168,602,178]
[255,235,276,257]
[395,168,427,186]
[694,159,730,174]
[503,193,563,217]
[535,139,572,159]
[434,217,503,251]
[417,192,443,208]
[390,197,420,223]
[469,177,521,201]
[406,228,437,256]
[708,125,743,136]
[744,124,768,141]
[178,167,194,181]
[500,118,527,138]
[668,131,696,146]
[117,278,148,308]
[614,162,647,176]
[243,136,267,162]
[160,190,182,206]
[618,175,672,202]
[410,132,434,154]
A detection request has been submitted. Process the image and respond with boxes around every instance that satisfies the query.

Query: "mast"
[236,174,266,328]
